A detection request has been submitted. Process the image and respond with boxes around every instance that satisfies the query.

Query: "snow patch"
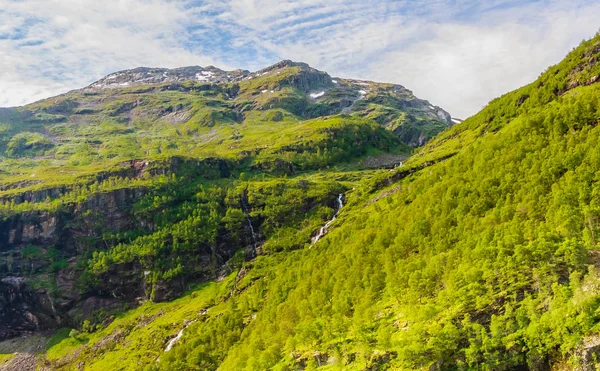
[359,90,367,95]
[357,82,370,86]
[310,91,325,98]
[195,73,208,81]
[332,79,338,84]
[451,118,462,124]
[261,89,268,93]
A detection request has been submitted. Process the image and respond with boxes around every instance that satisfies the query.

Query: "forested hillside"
[1,33,600,371]
[0,58,450,369]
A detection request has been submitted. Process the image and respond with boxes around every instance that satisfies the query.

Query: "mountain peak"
[87,65,250,89]
[86,60,324,90]
[262,59,311,70]
[65,59,455,146]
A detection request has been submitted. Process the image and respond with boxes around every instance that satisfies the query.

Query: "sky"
[0,0,599,118]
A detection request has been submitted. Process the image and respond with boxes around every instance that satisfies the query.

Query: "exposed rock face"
[88,60,337,97]
[0,187,66,205]
[0,277,56,340]
[0,212,60,247]
[259,60,334,93]
[0,187,144,340]
[0,157,236,340]
[87,66,251,89]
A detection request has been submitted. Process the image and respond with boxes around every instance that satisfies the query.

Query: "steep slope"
[24,33,600,371]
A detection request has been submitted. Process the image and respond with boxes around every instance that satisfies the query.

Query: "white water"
[312,194,344,244]
[164,328,185,352]
[239,191,259,248]
[247,215,258,247]
[164,319,198,352]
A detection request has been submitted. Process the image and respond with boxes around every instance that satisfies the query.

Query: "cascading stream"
[311,194,344,245]
[246,215,258,247]
[239,188,259,254]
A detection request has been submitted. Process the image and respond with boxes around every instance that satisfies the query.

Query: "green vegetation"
[0,353,15,365]
[0,61,444,190]
[44,276,236,370]
[5,131,53,157]
[2,34,600,370]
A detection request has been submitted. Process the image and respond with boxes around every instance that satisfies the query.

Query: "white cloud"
[1,0,599,119]
[220,0,600,118]
[362,1,600,118]
[0,0,225,107]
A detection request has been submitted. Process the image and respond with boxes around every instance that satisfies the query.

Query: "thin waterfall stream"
[311,193,344,245]
[239,188,259,256]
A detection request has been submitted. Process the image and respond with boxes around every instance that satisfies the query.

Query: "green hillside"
[1,34,600,371]
[0,60,446,364]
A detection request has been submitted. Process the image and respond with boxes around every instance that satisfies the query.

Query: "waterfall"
[46,291,59,323]
[164,328,185,352]
[163,318,199,352]
[311,194,344,244]
[239,188,259,257]
[246,214,258,247]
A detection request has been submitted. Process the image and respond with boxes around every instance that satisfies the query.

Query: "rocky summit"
[83,60,453,146]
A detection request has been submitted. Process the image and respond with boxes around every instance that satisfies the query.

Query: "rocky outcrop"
[372,152,457,191]
[0,156,236,340]
[278,63,333,93]
[251,159,296,176]
[0,212,60,248]
[0,187,143,250]
[86,66,250,89]
[86,60,333,95]
[0,187,66,205]
[0,277,56,340]
[0,184,147,340]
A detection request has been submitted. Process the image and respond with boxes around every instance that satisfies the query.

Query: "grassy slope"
[44,276,235,370]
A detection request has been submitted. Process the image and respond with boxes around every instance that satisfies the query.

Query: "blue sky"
[0,0,599,118]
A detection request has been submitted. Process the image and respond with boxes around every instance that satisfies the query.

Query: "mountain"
[0,60,451,167]
[0,61,450,349]
[1,33,599,370]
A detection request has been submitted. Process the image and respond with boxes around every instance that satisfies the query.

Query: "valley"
[0,33,599,370]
